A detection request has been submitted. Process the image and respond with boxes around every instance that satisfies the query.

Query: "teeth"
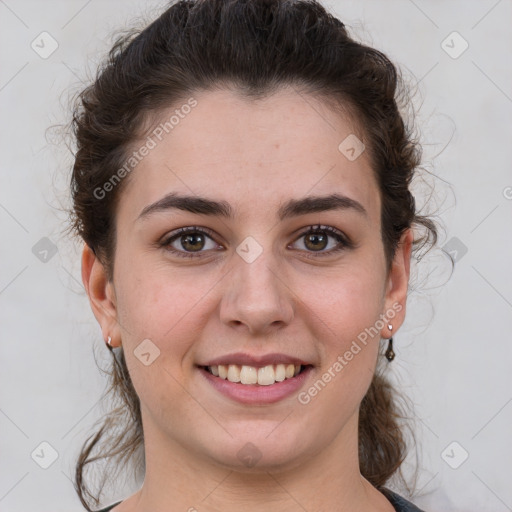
[275,364,286,382]
[227,364,241,382]
[207,363,304,385]
[257,365,275,386]
[218,364,228,379]
[240,365,258,384]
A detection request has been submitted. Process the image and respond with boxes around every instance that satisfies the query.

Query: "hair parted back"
[69,0,437,509]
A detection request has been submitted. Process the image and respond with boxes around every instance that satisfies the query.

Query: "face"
[83,87,411,474]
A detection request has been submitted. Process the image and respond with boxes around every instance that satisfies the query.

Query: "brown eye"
[180,232,206,252]
[303,232,328,251]
[162,226,221,258]
[290,225,352,257]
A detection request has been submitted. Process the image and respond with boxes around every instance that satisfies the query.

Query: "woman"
[70,0,436,510]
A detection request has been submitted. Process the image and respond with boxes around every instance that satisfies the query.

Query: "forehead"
[118,87,380,224]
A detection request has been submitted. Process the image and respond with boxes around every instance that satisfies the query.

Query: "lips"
[196,352,314,400]
[198,363,314,404]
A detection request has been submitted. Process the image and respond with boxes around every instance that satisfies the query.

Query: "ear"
[81,243,121,347]
[382,228,413,336]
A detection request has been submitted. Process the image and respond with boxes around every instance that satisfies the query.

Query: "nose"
[219,250,295,336]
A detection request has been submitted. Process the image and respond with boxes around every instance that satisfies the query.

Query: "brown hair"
[69,0,437,509]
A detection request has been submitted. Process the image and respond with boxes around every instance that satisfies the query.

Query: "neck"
[123,410,394,512]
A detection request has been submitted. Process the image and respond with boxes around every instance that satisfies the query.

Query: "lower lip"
[198,366,314,404]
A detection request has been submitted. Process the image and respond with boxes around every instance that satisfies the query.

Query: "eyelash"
[160,225,353,259]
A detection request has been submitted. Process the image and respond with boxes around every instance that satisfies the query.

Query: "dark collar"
[380,488,426,512]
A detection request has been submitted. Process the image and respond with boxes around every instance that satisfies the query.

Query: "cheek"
[299,260,386,345]
[112,262,212,418]
[294,268,386,431]
[113,253,220,354]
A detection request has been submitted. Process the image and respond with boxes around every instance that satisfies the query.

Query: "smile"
[198,363,314,405]
[205,363,303,386]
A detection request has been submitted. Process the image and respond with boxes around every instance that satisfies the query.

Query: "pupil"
[306,233,327,251]
[182,233,204,251]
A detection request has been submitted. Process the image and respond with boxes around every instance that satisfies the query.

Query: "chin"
[202,430,316,473]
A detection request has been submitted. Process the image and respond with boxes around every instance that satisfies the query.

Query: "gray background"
[1,0,511,511]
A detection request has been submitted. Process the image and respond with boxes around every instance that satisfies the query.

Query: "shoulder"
[380,488,426,512]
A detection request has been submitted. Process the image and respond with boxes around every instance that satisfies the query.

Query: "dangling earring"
[385,324,395,362]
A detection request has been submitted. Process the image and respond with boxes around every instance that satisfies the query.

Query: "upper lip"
[200,352,313,368]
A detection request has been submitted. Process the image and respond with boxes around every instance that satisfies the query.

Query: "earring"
[106,336,113,349]
[385,324,395,362]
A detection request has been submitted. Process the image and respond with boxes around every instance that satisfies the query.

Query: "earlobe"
[81,244,119,344]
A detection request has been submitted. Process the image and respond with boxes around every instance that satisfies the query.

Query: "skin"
[82,87,412,512]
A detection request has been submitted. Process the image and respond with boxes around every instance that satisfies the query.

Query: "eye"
[289,225,352,257]
[160,224,352,260]
[161,226,222,258]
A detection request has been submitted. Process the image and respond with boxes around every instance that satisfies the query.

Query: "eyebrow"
[136,192,367,222]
